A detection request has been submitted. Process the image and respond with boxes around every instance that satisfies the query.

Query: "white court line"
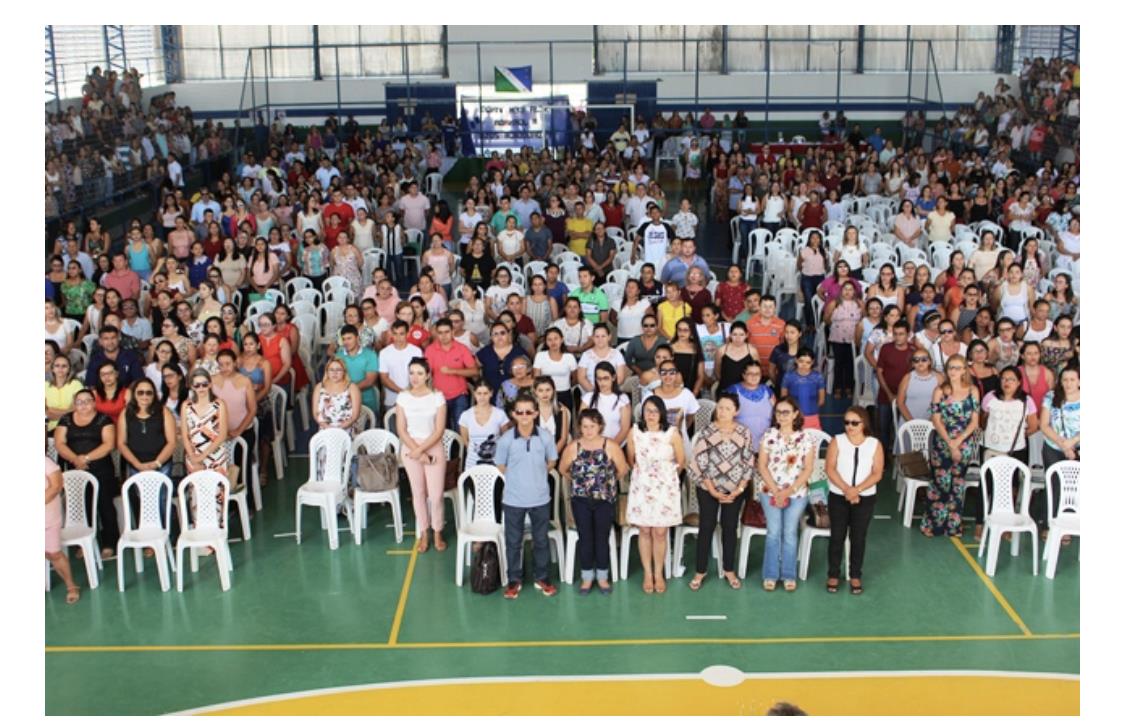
[873,515,892,520]
[685,615,728,621]
[273,528,350,538]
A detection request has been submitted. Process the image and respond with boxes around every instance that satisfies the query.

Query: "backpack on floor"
[470,542,501,595]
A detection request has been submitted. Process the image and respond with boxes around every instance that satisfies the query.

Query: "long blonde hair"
[939,354,972,395]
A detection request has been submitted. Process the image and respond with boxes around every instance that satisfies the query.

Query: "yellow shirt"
[566,217,594,256]
[45,380,83,431]
[657,300,692,339]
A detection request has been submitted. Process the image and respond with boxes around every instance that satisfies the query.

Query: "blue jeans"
[760,493,808,582]
[738,218,758,255]
[503,502,552,584]
[800,274,824,327]
[446,393,470,431]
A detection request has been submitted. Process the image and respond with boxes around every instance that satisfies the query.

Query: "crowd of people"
[45,57,1079,605]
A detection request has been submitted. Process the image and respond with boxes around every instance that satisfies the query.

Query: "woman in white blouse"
[576,324,628,392]
[613,279,652,344]
[533,327,579,411]
[395,358,449,554]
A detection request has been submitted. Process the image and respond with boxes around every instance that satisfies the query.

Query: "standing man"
[496,393,559,599]
[524,212,553,263]
[512,185,542,229]
[659,238,712,286]
[379,320,423,414]
[875,320,916,458]
[84,326,144,387]
[425,318,479,429]
[624,183,656,229]
[632,203,675,266]
[395,181,431,233]
[746,294,785,364]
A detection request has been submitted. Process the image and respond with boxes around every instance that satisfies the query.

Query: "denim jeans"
[760,492,808,582]
[503,502,552,584]
[571,496,614,581]
[446,393,470,431]
[800,274,824,327]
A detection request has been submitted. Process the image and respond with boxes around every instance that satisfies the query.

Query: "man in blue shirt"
[511,185,542,230]
[84,326,145,387]
[660,238,712,286]
[495,393,559,599]
[190,187,222,224]
[544,263,570,311]
[866,126,886,153]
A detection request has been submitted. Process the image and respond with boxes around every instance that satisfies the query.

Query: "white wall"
[163,24,1010,124]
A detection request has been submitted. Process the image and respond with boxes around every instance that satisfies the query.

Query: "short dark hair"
[99,325,120,337]
[339,324,359,337]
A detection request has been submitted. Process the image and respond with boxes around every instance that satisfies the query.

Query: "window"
[47,25,164,100]
[595,26,723,73]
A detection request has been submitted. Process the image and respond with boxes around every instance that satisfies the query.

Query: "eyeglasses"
[844,419,862,427]
[940,328,955,335]
[775,409,794,416]
[192,381,210,389]
[911,357,930,363]
[513,410,536,416]
[135,389,155,397]
[659,369,678,377]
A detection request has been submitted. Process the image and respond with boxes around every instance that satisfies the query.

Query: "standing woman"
[238,332,274,485]
[823,279,863,398]
[897,347,943,424]
[769,320,804,389]
[670,319,706,399]
[966,339,999,399]
[580,362,632,447]
[533,327,579,411]
[922,355,979,538]
[626,396,686,594]
[892,199,922,248]
[1039,366,1080,520]
[992,263,1034,332]
[452,282,488,342]
[867,263,906,312]
[458,381,509,468]
[54,389,118,558]
[824,406,884,595]
[930,318,968,374]
[576,324,628,392]
[533,376,571,455]
[272,305,312,394]
[713,321,757,393]
[688,393,755,590]
[46,456,82,604]
[560,409,629,594]
[974,366,1040,537]
[756,396,817,591]
[247,237,280,306]
[726,360,775,452]
[46,355,82,433]
[797,230,828,327]
[525,275,560,340]
[1018,341,1055,411]
[395,358,449,553]
[422,233,456,299]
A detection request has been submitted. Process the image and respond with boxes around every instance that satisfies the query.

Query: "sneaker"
[533,579,558,597]
[503,581,522,600]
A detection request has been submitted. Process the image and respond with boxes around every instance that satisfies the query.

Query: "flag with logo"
[494,65,533,93]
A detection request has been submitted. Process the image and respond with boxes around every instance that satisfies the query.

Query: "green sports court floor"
[45,421,1080,715]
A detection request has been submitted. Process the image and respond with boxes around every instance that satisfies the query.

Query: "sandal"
[763,579,777,592]
[416,536,430,554]
[826,577,840,594]
[783,580,797,592]
[688,574,706,591]
[724,573,742,590]
[850,579,864,595]
[66,586,80,605]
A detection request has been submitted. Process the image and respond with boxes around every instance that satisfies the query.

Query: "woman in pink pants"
[395,358,449,553]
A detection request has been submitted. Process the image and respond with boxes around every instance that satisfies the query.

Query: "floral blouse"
[690,423,757,494]
[757,427,816,498]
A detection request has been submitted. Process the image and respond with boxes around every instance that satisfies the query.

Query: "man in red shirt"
[424,318,479,430]
[322,189,355,228]
[746,295,785,363]
[875,320,916,458]
[103,252,141,302]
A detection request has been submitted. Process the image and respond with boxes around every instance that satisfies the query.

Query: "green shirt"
[61,279,95,316]
[336,347,380,412]
[569,288,609,324]
[489,210,518,237]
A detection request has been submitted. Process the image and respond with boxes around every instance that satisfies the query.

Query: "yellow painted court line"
[952,538,1033,636]
[385,550,414,555]
[386,545,419,645]
[45,632,1078,654]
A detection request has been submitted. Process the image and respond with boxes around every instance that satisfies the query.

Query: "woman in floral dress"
[626,396,685,595]
[922,354,980,538]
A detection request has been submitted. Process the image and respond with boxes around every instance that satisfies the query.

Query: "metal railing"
[46,56,167,106]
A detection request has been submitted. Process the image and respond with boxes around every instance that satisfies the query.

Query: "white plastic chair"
[619,526,674,580]
[295,429,355,550]
[60,471,102,588]
[226,437,253,540]
[268,386,288,477]
[424,172,443,199]
[246,299,277,322]
[442,430,466,532]
[284,276,313,302]
[291,287,324,308]
[351,429,404,546]
[454,465,509,587]
[509,469,566,582]
[896,419,934,527]
[978,456,1038,577]
[1043,460,1080,579]
[117,471,175,592]
[175,471,233,591]
[290,300,317,319]
[403,229,425,279]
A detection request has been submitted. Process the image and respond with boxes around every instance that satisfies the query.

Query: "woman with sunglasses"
[756,396,817,591]
[54,389,119,558]
[929,318,968,375]
[117,378,177,486]
[896,347,943,425]
[625,396,686,594]
[648,359,701,433]
[824,406,884,595]
[181,369,230,480]
[922,354,979,538]
[396,358,449,553]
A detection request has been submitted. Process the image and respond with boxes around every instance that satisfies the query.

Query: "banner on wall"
[494,66,533,93]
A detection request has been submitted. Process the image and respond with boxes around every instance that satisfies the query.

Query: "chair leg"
[217,545,232,591]
[251,465,262,512]
[155,547,170,592]
[608,530,619,582]
[295,499,302,545]
[798,529,813,581]
[1045,531,1060,579]
[175,546,184,591]
[45,560,51,592]
[663,530,673,579]
[497,538,509,587]
[391,492,403,544]
[455,539,465,587]
[190,549,199,573]
[353,497,364,546]
[620,529,634,581]
[978,524,989,560]
[985,532,1002,577]
[117,545,126,592]
[1029,531,1039,576]
[672,529,687,578]
[273,441,285,480]
[82,542,100,588]
[564,530,577,585]
[327,504,339,550]
[238,500,251,541]
[902,486,916,527]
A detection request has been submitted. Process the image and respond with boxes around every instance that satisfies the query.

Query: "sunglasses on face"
[192,381,210,389]
[940,328,955,335]
[514,409,535,416]
[135,390,155,397]
[844,419,862,427]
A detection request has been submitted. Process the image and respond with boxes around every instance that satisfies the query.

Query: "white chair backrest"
[246,299,276,321]
[1045,460,1080,519]
[459,465,504,525]
[178,470,230,533]
[525,260,548,280]
[308,428,353,485]
[356,405,376,432]
[352,428,401,458]
[606,269,631,286]
[269,385,288,432]
[264,289,286,306]
[292,288,324,308]
[897,419,934,455]
[323,276,353,294]
[121,471,173,533]
[290,300,317,319]
[980,456,1031,516]
[443,429,466,463]
[285,276,313,299]
[228,436,250,491]
[694,399,716,432]
[62,470,98,530]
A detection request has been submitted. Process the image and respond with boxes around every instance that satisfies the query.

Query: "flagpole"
[476,42,484,153]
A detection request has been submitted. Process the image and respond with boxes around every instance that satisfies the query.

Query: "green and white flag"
[494,65,533,93]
